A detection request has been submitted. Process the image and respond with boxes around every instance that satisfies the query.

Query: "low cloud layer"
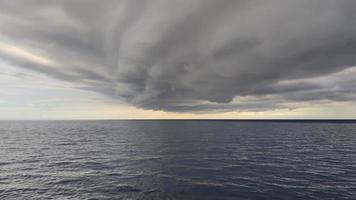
[0,0,355,112]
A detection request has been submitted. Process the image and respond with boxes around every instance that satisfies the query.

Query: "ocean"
[0,120,355,199]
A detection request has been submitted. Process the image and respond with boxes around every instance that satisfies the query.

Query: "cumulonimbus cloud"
[0,0,355,112]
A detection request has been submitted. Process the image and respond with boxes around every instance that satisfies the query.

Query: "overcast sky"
[0,0,355,119]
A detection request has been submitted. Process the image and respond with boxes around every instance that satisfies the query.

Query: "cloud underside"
[0,0,355,112]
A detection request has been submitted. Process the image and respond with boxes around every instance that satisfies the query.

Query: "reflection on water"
[0,120,356,199]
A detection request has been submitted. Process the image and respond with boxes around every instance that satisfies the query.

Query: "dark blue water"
[0,120,356,199]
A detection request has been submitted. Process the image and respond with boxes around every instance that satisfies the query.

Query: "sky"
[0,0,355,120]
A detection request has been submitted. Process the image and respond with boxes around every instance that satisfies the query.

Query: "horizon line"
[1,119,356,122]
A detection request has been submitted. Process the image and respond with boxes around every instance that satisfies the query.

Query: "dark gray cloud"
[0,0,355,112]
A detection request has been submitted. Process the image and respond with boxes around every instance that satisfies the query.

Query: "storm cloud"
[0,0,355,112]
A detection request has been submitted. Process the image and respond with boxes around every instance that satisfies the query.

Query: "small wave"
[50,178,83,185]
[0,162,11,166]
[55,142,77,146]
[191,181,225,187]
[115,185,141,192]
[45,161,73,167]
[106,172,123,177]
[143,189,159,194]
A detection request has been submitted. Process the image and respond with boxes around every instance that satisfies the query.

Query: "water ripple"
[0,120,355,199]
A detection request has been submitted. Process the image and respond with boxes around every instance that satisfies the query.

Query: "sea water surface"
[0,120,356,199]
